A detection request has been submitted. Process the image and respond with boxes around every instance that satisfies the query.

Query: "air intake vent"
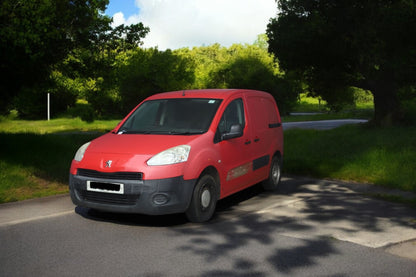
[79,190,138,206]
[77,169,142,180]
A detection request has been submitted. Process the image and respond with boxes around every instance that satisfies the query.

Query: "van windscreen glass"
[118,98,222,135]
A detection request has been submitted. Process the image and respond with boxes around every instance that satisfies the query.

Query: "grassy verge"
[284,125,416,192]
[1,116,415,204]
[0,117,119,203]
[0,117,120,134]
[0,132,102,203]
[284,92,374,122]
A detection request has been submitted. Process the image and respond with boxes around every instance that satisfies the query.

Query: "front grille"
[79,190,138,206]
[77,169,142,180]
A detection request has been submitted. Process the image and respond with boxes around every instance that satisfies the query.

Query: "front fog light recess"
[153,194,169,205]
[147,145,191,166]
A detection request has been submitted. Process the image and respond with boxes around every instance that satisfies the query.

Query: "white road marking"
[0,210,74,227]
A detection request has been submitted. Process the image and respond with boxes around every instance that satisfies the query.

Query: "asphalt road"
[1,177,415,276]
[282,119,368,130]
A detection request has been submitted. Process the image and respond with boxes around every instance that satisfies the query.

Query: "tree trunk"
[371,79,402,126]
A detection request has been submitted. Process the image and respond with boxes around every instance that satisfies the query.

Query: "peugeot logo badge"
[105,160,112,168]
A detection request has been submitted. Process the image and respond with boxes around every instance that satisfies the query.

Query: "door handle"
[245,140,251,145]
[254,137,260,142]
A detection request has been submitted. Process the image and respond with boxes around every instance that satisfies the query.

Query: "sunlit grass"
[284,125,416,192]
[0,117,120,134]
[1,115,415,204]
[0,118,107,203]
[289,92,374,115]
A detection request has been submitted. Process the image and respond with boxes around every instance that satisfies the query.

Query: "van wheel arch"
[186,167,220,223]
[262,153,282,191]
[200,166,221,200]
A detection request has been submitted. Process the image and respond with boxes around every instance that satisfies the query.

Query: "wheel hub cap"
[201,189,211,209]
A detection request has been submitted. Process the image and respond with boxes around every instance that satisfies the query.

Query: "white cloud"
[111,11,141,27]
[112,0,277,50]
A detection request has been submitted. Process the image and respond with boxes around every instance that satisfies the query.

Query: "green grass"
[0,132,102,203]
[284,125,416,192]
[0,116,415,204]
[286,92,374,122]
[0,117,120,134]
[0,117,120,203]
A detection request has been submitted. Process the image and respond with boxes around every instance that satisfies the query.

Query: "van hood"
[87,132,199,155]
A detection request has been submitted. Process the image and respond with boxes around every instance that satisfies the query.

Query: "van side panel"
[213,96,256,197]
[245,92,283,184]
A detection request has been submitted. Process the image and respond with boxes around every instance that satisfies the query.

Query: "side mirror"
[221,124,243,141]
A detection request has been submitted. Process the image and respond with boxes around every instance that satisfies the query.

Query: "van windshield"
[117,98,222,135]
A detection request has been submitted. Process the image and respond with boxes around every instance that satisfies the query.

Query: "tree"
[114,48,195,112]
[206,44,298,114]
[0,0,110,116]
[267,0,416,125]
[0,0,149,118]
[55,22,150,119]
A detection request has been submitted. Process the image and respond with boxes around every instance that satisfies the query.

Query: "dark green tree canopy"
[267,0,416,125]
[0,0,149,117]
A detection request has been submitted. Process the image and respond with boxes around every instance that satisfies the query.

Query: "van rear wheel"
[263,156,281,191]
[186,174,218,223]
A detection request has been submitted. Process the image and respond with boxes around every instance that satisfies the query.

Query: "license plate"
[87,181,124,194]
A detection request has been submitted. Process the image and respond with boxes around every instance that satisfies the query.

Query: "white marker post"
[47,93,50,121]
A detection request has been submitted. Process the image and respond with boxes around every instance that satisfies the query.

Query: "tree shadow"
[0,132,99,183]
[282,177,416,232]
[69,175,415,275]
[169,177,416,275]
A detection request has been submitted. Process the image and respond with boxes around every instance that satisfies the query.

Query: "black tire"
[186,174,218,223]
[262,155,282,191]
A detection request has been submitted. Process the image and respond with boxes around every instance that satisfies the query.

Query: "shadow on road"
[74,176,416,275]
[170,177,416,276]
[75,206,189,227]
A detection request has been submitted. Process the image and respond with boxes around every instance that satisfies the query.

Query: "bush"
[68,103,95,122]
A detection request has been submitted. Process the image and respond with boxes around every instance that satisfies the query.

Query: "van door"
[214,98,254,196]
[245,94,280,182]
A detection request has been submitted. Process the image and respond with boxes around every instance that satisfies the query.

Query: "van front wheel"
[263,156,281,191]
[186,174,218,223]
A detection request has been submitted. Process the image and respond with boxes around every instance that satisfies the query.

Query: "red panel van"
[69,89,283,222]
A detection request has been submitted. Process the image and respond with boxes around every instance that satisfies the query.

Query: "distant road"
[282,119,368,130]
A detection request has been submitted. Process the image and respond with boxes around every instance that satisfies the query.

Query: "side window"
[215,99,245,142]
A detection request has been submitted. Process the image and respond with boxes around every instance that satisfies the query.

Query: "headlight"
[147,145,191,166]
[74,142,91,162]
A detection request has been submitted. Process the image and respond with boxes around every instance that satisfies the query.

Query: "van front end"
[68,134,199,215]
[69,170,196,215]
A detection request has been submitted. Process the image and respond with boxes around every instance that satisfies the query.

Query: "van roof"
[146,89,270,100]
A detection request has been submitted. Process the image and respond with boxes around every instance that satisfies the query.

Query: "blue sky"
[105,0,139,19]
[105,0,277,50]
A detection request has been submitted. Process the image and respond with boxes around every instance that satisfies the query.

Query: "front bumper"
[69,173,196,215]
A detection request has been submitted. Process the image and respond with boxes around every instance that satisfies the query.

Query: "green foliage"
[0,0,113,115]
[0,0,151,119]
[116,48,196,112]
[104,23,150,52]
[267,0,416,125]
[68,103,95,122]
[179,43,298,114]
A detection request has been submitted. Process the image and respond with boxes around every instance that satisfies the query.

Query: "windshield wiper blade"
[168,131,205,135]
[117,130,153,134]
